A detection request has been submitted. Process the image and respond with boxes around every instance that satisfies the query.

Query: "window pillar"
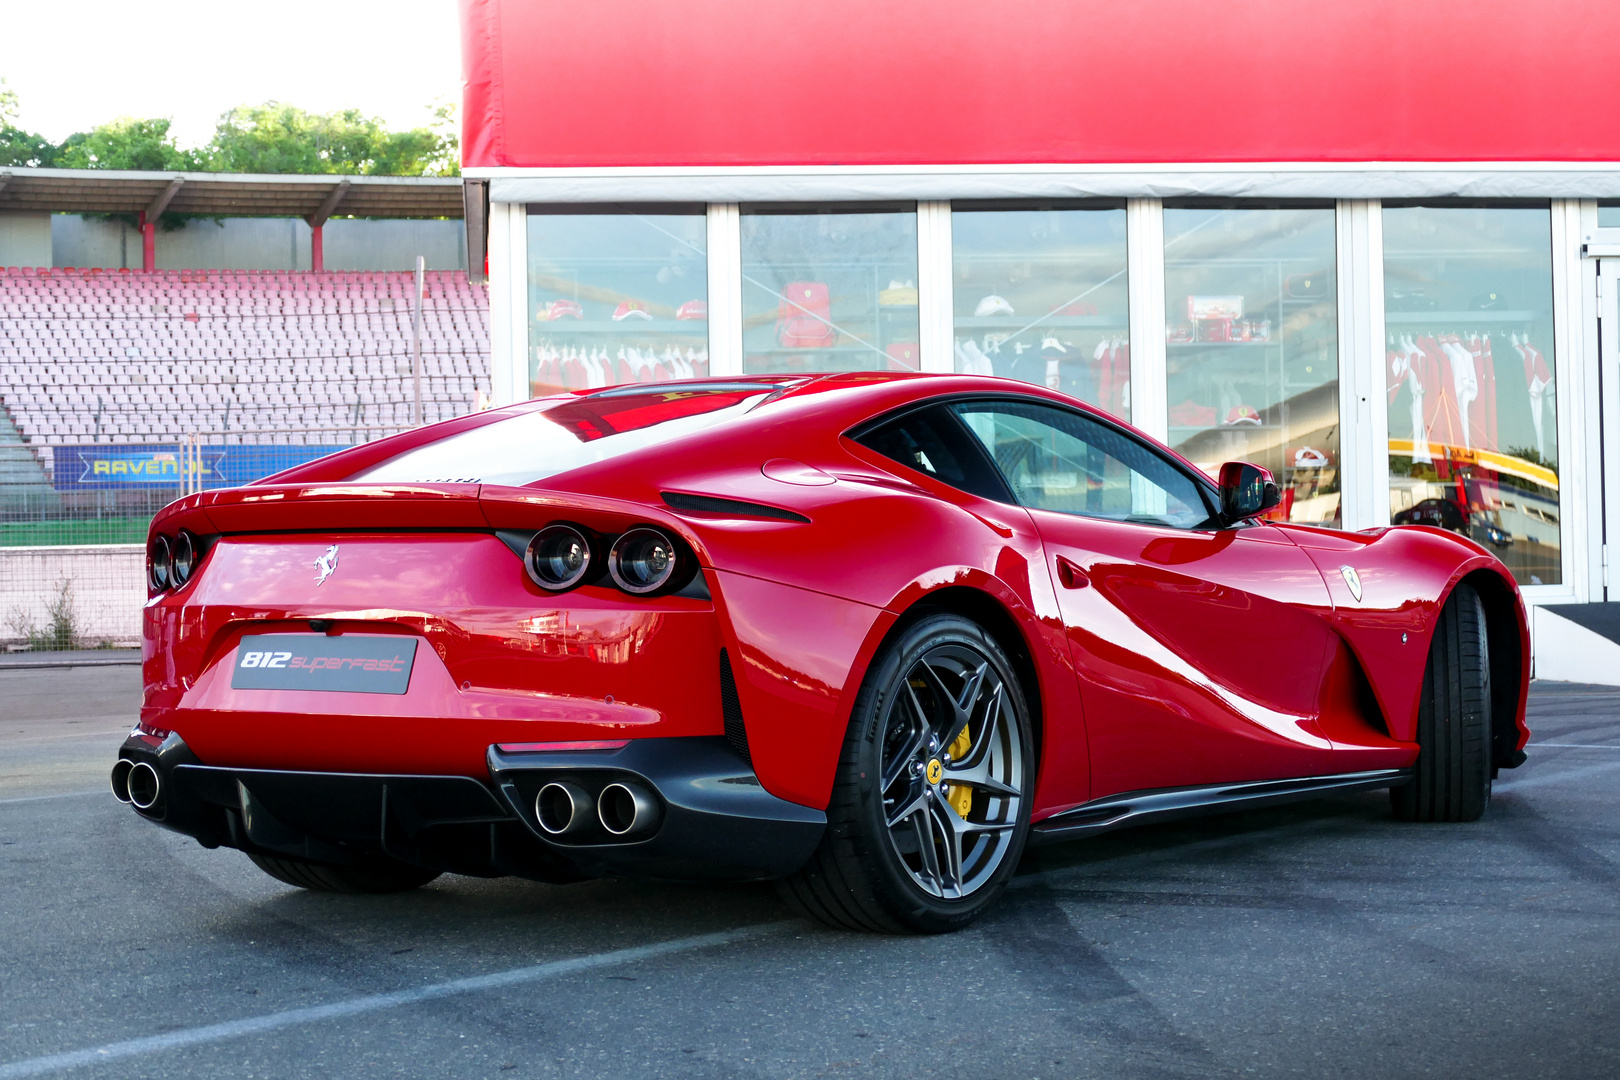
[1336,199,1388,531]
[1126,198,1166,441]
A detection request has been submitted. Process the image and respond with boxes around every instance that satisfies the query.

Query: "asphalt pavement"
[1,666,1616,1079]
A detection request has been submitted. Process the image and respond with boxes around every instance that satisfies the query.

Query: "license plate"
[231,634,418,694]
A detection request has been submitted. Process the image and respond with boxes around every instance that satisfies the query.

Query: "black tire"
[247,853,443,894]
[778,613,1035,934]
[1391,582,1492,822]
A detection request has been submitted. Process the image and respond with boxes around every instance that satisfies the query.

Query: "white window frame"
[1545,197,1591,604]
[488,200,528,406]
[1336,199,1386,532]
[1589,201,1620,603]
[706,203,743,377]
[487,190,1599,607]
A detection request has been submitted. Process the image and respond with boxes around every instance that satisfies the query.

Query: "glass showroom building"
[458,0,1620,670]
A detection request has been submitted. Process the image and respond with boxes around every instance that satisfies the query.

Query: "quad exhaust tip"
[534,781,594,836]
[109,759,133,804]
[597,781,661,838]
[126,761,162,811]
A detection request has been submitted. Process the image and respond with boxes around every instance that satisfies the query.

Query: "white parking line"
[0,922,788,1079]
[0,791,101,807]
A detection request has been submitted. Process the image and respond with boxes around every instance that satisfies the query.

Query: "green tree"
[54,117,197,171]
[0,85,459,177]
[0,77,60,168]
[204,102,458,176]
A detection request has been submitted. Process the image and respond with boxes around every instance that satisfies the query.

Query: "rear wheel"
[779,614,1034,933]
[247,853,442,894]
[1392,582,1493,822]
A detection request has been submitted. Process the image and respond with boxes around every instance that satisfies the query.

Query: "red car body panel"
[1279,523,1531,747]
[139,373,1530,849]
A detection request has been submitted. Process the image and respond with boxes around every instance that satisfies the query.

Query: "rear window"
[350,384,784,486]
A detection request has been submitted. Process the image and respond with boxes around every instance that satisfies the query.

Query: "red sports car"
[115,374,1530,932]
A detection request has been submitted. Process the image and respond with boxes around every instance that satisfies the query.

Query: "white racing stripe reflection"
[0,923,789,1079]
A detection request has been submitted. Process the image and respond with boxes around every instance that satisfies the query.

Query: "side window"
[951,400,1214,529]
[854,405,1010,502]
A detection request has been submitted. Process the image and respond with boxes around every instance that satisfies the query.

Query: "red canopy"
[460,0,1618,169]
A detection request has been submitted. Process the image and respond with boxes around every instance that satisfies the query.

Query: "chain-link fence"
[0,426,408,649]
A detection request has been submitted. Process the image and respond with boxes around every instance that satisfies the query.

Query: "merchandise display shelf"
[531,319,709,334]
[954,315,1127,332]
[746,344,894,357]
[1384,310,1540,325]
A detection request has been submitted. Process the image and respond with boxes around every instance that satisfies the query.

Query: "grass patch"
[0,519,149,546]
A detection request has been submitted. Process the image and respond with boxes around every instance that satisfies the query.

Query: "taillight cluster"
[148,530,205,592]
[524,523,692,596]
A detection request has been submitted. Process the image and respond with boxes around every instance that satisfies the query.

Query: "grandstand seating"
[0,267,490,446]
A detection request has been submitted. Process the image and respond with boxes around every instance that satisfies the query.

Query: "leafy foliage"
[0,82,458,178]
[55,117,199,171]
[0,77,61,167]
[206,101,457,177]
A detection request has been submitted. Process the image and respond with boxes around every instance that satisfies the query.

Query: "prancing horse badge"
[314,544,340,586]
[1339,565,1363,603]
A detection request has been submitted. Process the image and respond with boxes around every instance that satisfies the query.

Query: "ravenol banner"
[55,445,344,492]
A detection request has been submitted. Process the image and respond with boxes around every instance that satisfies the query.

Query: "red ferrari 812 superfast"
[116,374,1530,932]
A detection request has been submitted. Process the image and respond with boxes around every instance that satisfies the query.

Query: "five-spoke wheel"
[877,642,1025,900]
[779,613,1034,933]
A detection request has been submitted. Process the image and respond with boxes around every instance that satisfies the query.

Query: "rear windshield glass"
[350,384,780,486]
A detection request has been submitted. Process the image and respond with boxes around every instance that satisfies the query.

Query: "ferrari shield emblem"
[1340,565,1363,603]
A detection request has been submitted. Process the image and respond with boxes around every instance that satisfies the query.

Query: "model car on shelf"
[116,373,1530,933]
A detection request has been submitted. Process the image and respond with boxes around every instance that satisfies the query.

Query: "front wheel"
[1391,582,1493,822]
[779,614,1034,933]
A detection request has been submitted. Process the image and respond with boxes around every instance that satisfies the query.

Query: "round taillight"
[525,524,592,591]
[148,535,172,591]
[170,530,197,587]
[608,527,679,595]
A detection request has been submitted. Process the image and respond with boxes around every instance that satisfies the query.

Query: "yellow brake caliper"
[945,725,972,818]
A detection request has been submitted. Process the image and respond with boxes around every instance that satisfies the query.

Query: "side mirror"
[1217,461,1281,526]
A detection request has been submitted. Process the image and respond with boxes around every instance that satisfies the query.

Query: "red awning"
[459,0,1620,170]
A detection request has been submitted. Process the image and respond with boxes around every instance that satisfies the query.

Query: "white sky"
[0,0,463,148]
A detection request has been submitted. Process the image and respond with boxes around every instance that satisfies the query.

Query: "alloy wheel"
[877,642,1025,899]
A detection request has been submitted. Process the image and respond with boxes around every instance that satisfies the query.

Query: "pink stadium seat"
[0,268,490,447]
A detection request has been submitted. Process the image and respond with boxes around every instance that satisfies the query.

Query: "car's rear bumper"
[114,732,825,882]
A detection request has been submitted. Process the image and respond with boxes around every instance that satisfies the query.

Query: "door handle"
[1055,556,1090,589]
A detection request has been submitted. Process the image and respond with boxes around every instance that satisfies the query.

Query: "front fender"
[1278,524,1528,748]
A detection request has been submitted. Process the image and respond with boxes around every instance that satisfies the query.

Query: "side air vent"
[718,648,751,765]
[662,491,811,523]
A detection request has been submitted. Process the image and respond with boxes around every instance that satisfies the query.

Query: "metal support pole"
[139,212,155,272]
[310,224,324,272]
[412,256,425,426]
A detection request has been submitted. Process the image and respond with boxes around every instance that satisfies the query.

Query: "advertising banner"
[54,445,344,492]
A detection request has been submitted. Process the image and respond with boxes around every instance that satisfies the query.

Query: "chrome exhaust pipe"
[597,781,662,838]
[534,781,594,836]
[126,761,162,811]
[109,759,134,804]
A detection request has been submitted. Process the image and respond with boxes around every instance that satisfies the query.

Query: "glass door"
[1602,258,1620,601]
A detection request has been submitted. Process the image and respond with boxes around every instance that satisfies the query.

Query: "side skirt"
[1029,769,1413,844]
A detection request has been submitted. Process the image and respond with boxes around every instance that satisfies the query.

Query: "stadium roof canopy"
[0,168,464,219]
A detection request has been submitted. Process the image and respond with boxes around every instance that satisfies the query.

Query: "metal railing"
[176,426,409,496]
